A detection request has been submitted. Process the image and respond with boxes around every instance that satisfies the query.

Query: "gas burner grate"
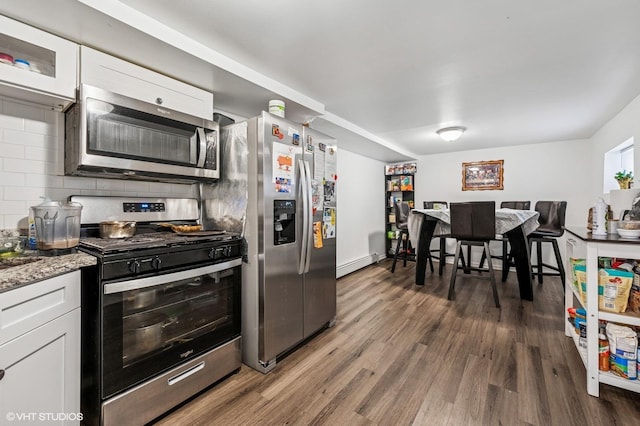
[79,232,242,253]
[80,236,171,252]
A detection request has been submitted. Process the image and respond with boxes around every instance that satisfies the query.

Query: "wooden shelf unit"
[385,162,416,259]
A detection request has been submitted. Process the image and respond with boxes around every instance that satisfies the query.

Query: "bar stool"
[528,201,567,288]
[448,201,500,308]
[391,201,427,273]
[423,201,454,275]
[480,201,531,281]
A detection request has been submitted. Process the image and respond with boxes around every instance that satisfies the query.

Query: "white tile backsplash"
[3,101,46,122]
[0,171,25,187]
[27,145,55,162]
[25,173,63,188]
[123,180,150,193]
[62,176,97,190]
[3,158,48,174]
[0,99,197,230]
[0,114,23,132]
[24,118,55,135]
[4,186,45,201]
[96,179,125,191]
[0,200,27,215]
[0,142,25,159]
[4,128,49,147]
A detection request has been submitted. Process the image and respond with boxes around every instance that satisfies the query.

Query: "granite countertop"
[0,251,96,294]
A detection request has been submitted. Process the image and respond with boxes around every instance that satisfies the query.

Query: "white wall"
[414,139,593,268]
[410,91,640,269]
[0,97,196,229]
[336,148,386,277]
[415,139,592,228]
[591,92,640,198]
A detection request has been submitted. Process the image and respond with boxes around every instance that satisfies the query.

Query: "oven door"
[101,258,240,399]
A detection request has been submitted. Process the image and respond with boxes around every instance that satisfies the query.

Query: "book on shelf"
[387,178,401,191]
[385,162,417,175]
[400,175,413,191]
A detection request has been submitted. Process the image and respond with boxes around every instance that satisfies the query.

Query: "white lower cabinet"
[0,271,81,425]
[565,229,640,397]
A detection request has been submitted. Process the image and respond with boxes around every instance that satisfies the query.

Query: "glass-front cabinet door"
[0,15,77,109]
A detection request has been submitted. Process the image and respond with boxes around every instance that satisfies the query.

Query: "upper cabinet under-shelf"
[79,46,214,120]
[0,14,77,110]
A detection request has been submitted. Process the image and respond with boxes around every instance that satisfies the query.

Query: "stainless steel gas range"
[72,196,242,426]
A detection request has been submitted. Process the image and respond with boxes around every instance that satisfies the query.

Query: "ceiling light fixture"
[437,126,466,142]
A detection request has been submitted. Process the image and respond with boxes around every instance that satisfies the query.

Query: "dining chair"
[448,201,500,308]
[391,201,427,273]
[423,201,454,275]
[479,201,531,281]
[528,201,567,288]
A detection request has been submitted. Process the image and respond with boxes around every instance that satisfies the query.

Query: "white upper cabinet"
[80,46,214,120]
[0,14,77,110]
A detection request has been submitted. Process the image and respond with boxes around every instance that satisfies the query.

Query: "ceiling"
[3,0,640,162]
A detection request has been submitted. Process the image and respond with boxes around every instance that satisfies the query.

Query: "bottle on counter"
[28,207,37,250]
[599,323,610,371]
[592,197,608,235]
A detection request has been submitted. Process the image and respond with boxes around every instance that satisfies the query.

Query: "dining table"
[407,208,540,301]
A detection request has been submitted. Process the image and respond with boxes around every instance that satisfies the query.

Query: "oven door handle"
[103,258,242,294]
[167,361,205,386]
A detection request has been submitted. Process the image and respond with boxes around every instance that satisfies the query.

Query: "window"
[604,137,634,193]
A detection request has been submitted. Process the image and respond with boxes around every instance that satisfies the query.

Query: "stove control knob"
[152,257,162,270]
[208,247,224,260]
[223,246,232,257]
[128,260,141,274]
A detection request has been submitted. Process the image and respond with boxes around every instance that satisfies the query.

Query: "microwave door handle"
[196,127,206,167]
[190,130,198,164]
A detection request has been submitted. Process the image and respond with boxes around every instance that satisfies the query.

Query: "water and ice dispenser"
[274,200,296,245]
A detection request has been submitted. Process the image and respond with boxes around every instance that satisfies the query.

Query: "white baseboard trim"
[337,253,380,278]
[335,252,512,279]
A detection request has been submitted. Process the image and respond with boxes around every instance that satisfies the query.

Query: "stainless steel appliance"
[65,85,219,182]
[203,112,337,373]
[73,196,242,425]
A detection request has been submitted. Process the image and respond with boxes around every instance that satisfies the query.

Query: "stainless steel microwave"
[65,85,219,182]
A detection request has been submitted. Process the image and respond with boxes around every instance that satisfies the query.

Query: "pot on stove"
[99,221,136,238]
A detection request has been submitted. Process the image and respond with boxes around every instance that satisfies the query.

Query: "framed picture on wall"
[461,160,504,191]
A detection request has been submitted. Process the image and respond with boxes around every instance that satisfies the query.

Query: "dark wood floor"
[154,259,640,425]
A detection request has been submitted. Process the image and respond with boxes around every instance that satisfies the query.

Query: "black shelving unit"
[385,162,417,259]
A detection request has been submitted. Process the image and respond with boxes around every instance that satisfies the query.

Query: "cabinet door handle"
[0,369,4,381]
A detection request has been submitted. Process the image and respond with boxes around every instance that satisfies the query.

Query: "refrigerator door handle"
[303,160,313,273]
[298,159,309,275]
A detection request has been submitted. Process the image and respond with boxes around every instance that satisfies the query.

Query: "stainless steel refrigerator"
[237,111,337,373]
